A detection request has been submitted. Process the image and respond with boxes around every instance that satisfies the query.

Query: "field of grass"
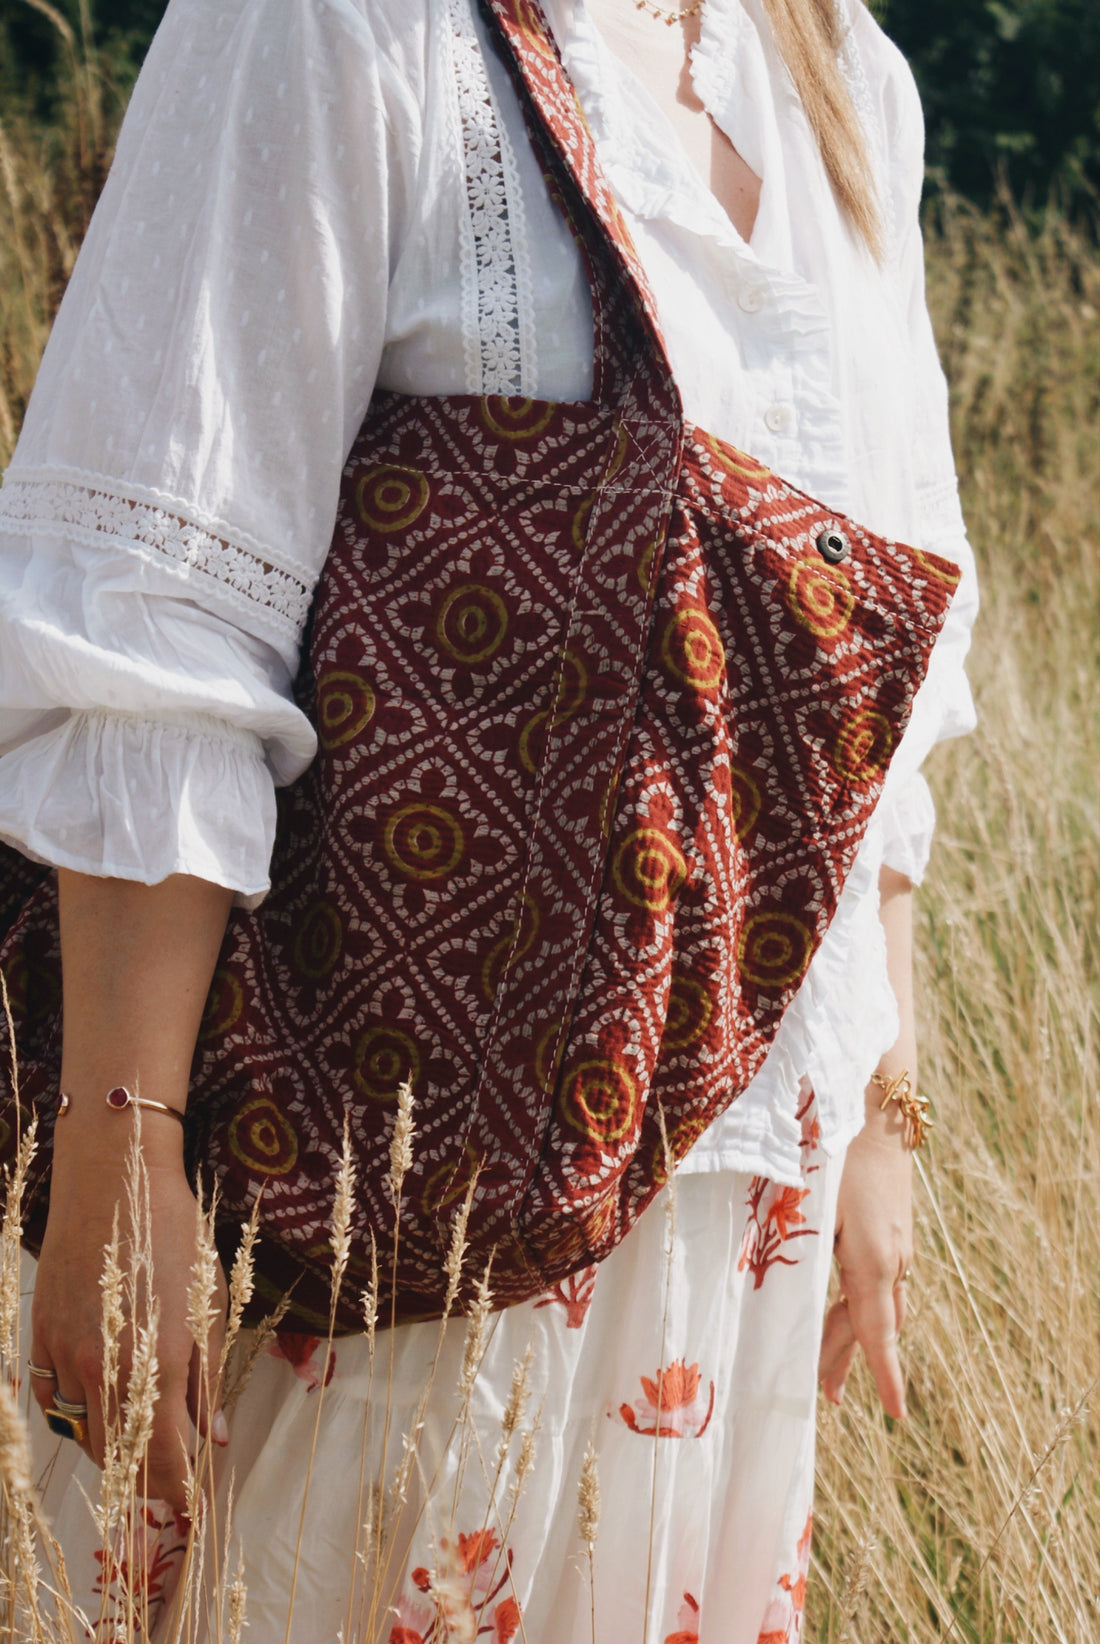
[810,199,1100,1641]
[1,24,1098,1644]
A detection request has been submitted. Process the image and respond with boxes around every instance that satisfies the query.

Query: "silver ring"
[52,1393,89,1419]
[26,1359,58,1381]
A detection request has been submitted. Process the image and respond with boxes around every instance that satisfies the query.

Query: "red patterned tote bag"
[0,0,961,1331]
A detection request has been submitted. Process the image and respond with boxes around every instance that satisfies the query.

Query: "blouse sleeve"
[0,0,424,905]
[871,35,980,887]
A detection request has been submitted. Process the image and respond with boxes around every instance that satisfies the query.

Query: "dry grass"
[1,23,1098,1644]
[810,199,1100,1642]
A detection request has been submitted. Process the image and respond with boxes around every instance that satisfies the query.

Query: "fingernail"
[212,1410,229,1447]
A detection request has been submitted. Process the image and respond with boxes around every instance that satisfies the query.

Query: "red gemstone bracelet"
[57,1086,186,1129]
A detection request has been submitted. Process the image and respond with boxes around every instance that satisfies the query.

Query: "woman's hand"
[29,870,234,1511]
[818,863,918,1420]
[818,1100,913,1418]
[30,1138,228,1513]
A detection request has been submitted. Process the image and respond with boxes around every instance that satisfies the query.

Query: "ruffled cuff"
[0,708,276,908]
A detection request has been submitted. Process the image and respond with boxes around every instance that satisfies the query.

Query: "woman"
[0,0,977,1637]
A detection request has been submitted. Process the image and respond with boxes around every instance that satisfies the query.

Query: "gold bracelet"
[57,1086,186,1129]
[870,1068,933,1150]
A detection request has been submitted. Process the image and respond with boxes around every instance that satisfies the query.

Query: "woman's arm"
[29,870,232,1511]
[818,864,917,1419]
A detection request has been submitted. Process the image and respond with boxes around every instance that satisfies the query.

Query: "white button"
[764,402,794,435]
[738,281,769,314]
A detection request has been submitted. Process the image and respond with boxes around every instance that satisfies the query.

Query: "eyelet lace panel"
[446,0,537,394]
[0,467,312,646]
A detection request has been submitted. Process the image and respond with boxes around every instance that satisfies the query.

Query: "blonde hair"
[761,0,883,258]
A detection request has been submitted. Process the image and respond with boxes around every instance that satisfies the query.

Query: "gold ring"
[45,1407,88,1444]
[26,1360,57,1381]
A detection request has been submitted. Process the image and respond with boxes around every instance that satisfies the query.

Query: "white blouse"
[0,0,977,1184]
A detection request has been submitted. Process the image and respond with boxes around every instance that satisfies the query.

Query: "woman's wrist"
[50,1082,188,1181]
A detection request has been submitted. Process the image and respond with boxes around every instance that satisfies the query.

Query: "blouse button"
[738,281,769,314]
[764,402,793,435]
[815,527,850,564]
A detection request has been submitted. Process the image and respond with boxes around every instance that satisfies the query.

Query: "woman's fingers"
[28,1339,102,1466]
[817,1298,857,1404]
[845,1278,907,1419]
[143,1382,197,1513]
[818,1276,911,1416]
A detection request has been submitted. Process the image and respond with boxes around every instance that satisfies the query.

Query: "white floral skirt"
[24,1101,841,1644]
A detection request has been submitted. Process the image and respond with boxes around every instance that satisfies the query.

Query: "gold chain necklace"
[633,0,705,23]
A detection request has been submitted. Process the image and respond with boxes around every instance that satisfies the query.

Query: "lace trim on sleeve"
[446,0,537,394]
[0,467,312,646]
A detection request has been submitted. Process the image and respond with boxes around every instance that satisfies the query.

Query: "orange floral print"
[755,1510,813,1643]
[618,1358,715,1437]
[391,1524,523,1642]
[93,1501,188,1638]
[664,1591,701,1642]
[737,1176,817,1288]
[533,1264,598,1327]
[267,1331,336,1391]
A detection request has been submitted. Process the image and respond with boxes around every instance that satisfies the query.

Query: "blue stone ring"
[45,1393,89,1443]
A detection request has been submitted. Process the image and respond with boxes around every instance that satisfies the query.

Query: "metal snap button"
[815,527,850,564]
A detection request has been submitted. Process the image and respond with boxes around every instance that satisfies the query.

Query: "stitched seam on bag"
[0,470,310,641]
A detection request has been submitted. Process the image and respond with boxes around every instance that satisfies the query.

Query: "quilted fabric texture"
[0,0,959,1331]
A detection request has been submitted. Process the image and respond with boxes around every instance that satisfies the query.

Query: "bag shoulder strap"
[478,0,676,397]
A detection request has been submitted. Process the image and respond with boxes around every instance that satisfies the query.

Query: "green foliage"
[880,1,1100,214]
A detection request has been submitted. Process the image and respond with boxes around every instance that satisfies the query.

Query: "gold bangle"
[870,1068,933,1150]
[57,1087,186,1130]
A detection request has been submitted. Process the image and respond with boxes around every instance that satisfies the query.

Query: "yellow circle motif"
[479,896,540,1004]
[571,493,595,555]
[481,397,557,440]
[909,547,962,587]
[228,1096,299,1176]
[317,669,376,750]
[383,801,464,882]
[533,1021,566,1093]
[834,708,894,784]
[200,968,244,1041]
[518,652,588,774]
[702,432,772,482]
[738,911,814,990]
[729,765,763,841]
[660,608,726,692]
[352,1024,421,1102]
[435,583,509,665]
[420,1141,482,1216]
[355,464,430,533]
[788,561,856,640]
[292,900,343,980]
[613,827,688,913]
[562,1057,638,1145]
[662,974,714,1052]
